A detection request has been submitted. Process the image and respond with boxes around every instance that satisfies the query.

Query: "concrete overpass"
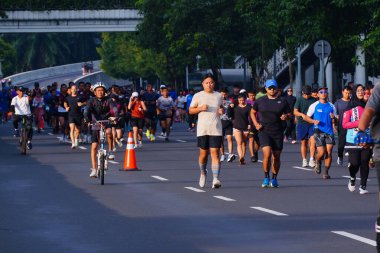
[0,9,142,33]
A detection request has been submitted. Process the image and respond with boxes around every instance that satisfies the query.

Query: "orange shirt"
[130,100,144,118]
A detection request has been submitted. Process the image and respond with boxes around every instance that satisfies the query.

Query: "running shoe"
[251,154,258,163]
[212,178,221,189]
[165,137,169,142]
[302,159,308,167]
[112,147,117,152]
[227,154,236,162]
[146,130,150,139]
[14,129,19,137]
[150,134,155,142]
[308,158,316,168]
[337,157,343,165]
[74,139,79,147]
[359,185,369,194]
[239,157,246,165]
[314,161,321,174]
[262,178,270,188]
[199,171,207,188]
[348,178,355,192]
[89,168,97,178]
[138,140,143,148]
[108,153,115,160]
[160,132,164,136]
[345,152,349,157]
[270,178,279,188]
[71,143,76,149]
[220,154,226,162]
[322,173,331,179]
[291,140,297,144]
[27,141,32,150]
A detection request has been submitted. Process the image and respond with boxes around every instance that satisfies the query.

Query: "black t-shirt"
[232,105,251,130]
[143,92,159,113]
[252,96,290,133]
[66,95,83,117]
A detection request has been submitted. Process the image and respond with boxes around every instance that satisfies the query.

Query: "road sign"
[313,40,331,59]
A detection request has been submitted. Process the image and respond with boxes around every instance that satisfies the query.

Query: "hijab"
[348,84,366,109]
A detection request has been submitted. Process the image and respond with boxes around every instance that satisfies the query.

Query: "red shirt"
[130,100,144,118]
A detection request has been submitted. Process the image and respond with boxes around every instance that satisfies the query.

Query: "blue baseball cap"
[265,79,278,88]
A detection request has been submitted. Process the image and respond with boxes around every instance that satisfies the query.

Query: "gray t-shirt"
[367,84,380,139]
[334,99,350,128]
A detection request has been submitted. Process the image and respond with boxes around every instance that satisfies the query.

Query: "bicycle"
[19,115,32,155]
[91,119,110,185]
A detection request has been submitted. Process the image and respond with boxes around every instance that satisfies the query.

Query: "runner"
[157,87,175,142]
[186,89,196,131]
[189,74,223,188]
[84,82,115,177]
[219,88,235,162]
[293,85,316,167]
[176,91,187,123]
[230,94,252,165]
[57,84,69,143]
[251,79,290,188]
[64,84,85,149]
[334,86,352,165]
[142,83,159,142]
[128,92,147,148]
[11,86,33,149]
[342,84,370,194]
[304,87,337,179]
[284,87,297,144]
[246,90,259,162]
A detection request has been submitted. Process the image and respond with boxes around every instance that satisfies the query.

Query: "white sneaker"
[220,154,226,162]
[138,140,143,148]
[348,179,355,192]
[345,152,349,157]
[308,158,316,167]
[133,144,138,149]
[199,172,207,188]
[337,157,343,165]
[359,186,368,194]
[302,159,308,167]
[89,169,97,178]
[227,154,236,162]
[71,143,76,149]
[112,147,117,152]
[108,153,115,160]
[75,139,79,147]
[160,132,164,136]
[212,178,221,189]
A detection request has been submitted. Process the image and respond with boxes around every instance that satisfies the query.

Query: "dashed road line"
[176,140,187,143]
[213,196,236,202]
[250,207,288,216]
[184,187,205,193]
[108,160,119,164]
[151,175,169,181]
[331,231,376,246]
[78,146,87,150]
[157,136,165,139]
[293,166,313,171]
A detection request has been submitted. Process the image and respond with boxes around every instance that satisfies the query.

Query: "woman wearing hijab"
[342,84,371,194]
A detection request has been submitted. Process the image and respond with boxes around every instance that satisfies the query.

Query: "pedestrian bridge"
[0,9,142,33]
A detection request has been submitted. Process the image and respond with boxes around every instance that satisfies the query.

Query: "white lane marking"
[213,196,236,202]
[176,140,187,143]
[151,175,169,181]
[331,231,376,246]
[184,187,205,193]
[48,133,54,136]
[342,175,370,181]
[108,160,118,164]
[250,207,288,216]
[78,146,87,150]
[157,136,165,139]
[293,166,313,171]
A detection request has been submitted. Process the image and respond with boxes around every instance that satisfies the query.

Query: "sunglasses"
[267,86,276,90]
[287,90,293,92]
[319,90,328,94]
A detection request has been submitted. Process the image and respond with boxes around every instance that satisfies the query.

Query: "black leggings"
[348,148,372,186]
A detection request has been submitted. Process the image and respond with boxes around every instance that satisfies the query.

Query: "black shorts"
[145,111,157,121]
[258,131,284,151]
[130,117,144,129]
[222,120,233,136]
[68,116,82,126]
[197,135,223,150]
[314,131,335,147]
[57,112,68,119]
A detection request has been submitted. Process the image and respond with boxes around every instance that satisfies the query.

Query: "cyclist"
[11,86,33,150]
[84,82,116,178]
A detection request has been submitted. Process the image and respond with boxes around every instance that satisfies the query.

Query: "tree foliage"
[0,37,16,76]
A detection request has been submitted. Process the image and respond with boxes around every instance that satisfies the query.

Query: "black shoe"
[27,141,32,150]
[251,155,258,163]
[165,137,169,142]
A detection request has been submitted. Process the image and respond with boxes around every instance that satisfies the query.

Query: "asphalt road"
[0,120,378,253]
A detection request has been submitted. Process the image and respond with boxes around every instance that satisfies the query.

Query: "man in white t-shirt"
[189,74,223,189]
[11,86,33,149]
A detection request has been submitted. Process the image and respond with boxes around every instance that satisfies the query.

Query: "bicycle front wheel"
[99,153,105,185]
[20,129,27,155]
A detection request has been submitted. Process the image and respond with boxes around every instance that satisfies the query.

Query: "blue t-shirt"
[307,101,337,135]
[186,94,194,112]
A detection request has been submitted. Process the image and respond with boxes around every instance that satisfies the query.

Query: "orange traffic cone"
[120,131,140,171]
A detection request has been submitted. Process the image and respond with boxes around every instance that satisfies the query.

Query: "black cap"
[15,86,24,91]
[318,86,328,91]
[301,85,312,95]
